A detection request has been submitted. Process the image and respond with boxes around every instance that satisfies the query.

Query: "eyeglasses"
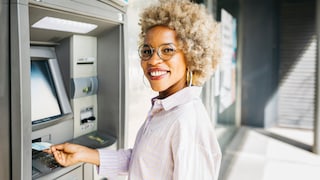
[138,43,177,61]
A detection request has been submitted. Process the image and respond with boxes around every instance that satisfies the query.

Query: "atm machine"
[10,0,128,180]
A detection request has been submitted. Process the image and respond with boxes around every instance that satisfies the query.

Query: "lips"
[148,68,169,80]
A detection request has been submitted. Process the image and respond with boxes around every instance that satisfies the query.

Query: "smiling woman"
[47,1,222,180]
[140,25,187,97]
[139,0,221,86]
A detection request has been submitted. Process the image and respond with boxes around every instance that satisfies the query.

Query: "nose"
[147,50,162,65]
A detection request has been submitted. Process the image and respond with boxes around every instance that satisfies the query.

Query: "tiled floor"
[219,127,320,180]
[266,126,313,147]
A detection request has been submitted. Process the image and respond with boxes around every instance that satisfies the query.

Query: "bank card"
[32,142,52,151]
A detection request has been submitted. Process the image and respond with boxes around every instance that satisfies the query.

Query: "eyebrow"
[142,43,176,47]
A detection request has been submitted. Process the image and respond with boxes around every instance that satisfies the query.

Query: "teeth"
[150,71,167,77]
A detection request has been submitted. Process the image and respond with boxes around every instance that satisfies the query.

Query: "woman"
[47,0,222,179]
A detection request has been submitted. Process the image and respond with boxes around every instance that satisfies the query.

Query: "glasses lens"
[139,45,153,60]
[159,44,176,60]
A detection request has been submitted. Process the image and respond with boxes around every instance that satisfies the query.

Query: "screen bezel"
[30,46,72,131]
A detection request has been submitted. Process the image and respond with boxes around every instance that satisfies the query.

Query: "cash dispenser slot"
[80,107,96,124]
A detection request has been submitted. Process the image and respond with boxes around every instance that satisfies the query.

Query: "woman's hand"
[45,143,100,167]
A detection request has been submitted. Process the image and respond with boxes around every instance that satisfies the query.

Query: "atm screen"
[31,60,62,123]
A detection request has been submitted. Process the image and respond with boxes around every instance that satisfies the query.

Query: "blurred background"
[126,0,320,179]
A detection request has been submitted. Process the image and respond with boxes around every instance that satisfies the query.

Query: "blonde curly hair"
[139,0,221,86]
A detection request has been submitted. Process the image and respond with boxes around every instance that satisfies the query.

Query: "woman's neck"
[158,80,187,99]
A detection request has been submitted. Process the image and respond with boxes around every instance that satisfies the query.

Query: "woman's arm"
[46,143,100,167]
[46,143,133,179]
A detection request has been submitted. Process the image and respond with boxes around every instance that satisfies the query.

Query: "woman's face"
[140,25,187,98]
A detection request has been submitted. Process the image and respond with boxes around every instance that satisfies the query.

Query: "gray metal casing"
[10,0,128,179]
[1,0,11,180]
[71,77,98,99]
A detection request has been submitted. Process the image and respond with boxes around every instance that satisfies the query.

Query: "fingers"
[47,143,77,167]
[52,149,63,162]
[43,149,52,154]
[42,143,81,167]
[51,143,67,151]
[43,144,60,154]
[46,143,68,155]
[42,143,66,165]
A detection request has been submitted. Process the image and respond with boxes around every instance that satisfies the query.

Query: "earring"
[187,69,193,87]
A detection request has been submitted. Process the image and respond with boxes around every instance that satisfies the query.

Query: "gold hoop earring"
[187,69,193,87]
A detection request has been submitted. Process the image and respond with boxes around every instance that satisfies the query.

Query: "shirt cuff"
[97,148,132,179]
[97,148,119,179]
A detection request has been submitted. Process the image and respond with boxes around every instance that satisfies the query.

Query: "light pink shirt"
[98,86,221,180]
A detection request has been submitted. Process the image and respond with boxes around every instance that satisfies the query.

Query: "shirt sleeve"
[97,148,132,179]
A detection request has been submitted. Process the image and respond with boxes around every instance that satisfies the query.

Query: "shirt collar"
[151,86,202,111]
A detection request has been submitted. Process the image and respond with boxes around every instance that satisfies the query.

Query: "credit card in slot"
[32,142,52,151]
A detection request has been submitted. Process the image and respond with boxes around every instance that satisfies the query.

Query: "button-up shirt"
[98,86,221,180]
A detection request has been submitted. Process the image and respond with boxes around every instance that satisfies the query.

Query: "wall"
[126,0,158,148]
[239,0,278,127]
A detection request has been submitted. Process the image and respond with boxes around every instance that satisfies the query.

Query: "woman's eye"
[142,49,152,55]
[162,48,175,54]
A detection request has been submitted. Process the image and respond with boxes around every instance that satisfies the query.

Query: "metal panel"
[0,0,11,180]
[28,0,124,23]
[278,0,317,129]
[97,25,126,148]
[10,1,32,180]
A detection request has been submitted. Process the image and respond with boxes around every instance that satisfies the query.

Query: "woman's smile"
[148,68,170,80]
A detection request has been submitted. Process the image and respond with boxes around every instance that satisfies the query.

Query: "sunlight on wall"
[126,0,158,148]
